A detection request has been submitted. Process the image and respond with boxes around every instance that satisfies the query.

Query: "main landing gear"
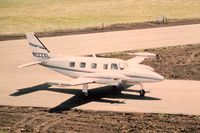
[82,84,89,96]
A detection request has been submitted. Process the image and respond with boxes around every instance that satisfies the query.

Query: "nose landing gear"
[139,89,145,97]
[138,83,146,97]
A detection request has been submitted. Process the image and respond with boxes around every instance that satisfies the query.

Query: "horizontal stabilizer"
[132,52,156,58]
[17,61,44,68]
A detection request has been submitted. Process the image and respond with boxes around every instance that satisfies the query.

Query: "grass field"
[0,0,200,35]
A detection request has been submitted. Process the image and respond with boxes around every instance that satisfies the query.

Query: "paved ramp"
[1,80,200,115]
[1,24,200,56]
[0,24,200,115]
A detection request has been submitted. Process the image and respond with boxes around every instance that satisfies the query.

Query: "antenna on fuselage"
[92,53,96,58]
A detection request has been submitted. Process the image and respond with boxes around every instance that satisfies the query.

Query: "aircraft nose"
[153,72,164,81]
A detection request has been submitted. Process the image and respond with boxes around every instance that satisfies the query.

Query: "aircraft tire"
[139,89,145,97]
[83,90,91,97]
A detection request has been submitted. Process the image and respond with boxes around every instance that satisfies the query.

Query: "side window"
[80,62,86,68]
[103,64,108,69]
[91,63,97,69]
[111,63,118,70]
[69,62,75,67]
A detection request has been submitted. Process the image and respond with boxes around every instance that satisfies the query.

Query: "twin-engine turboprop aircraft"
[18,33,164,96]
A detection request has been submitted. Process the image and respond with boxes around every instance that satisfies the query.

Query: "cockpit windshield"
[119,62,127,70]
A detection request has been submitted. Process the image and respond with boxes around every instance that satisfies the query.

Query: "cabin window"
[103,64,108,69]
[69,62,75,67]
[80,62,86,68]
[111,63,118,70]
[91,63,97,69]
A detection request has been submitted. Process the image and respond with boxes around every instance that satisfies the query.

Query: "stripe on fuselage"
[42,64,93,73]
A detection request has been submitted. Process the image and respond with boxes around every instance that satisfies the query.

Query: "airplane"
[18,33,164,97]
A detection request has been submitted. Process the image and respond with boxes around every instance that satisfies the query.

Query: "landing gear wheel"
[139,89,145,97]
[82,84,89,96]
[83,90,90,97]
[83,92,88,96]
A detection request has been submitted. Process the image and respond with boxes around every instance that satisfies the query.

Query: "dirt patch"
[1,18,200,41]
[0,106,199,133]
[98,43,200,80]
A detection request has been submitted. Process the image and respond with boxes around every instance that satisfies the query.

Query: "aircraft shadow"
[10,84,161,113]
[10,83,79,96]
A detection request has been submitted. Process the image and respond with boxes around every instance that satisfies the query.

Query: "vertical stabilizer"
[26,33,50,61]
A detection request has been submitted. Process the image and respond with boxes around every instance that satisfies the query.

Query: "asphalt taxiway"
[0,24,200,115]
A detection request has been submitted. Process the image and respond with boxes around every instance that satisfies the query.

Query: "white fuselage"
[42,56,164,86]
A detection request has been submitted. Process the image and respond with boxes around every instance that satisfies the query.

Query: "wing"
[46,72,128,86]
[126,52,156,64]
[126,56,147,64]
[46,77,95,86]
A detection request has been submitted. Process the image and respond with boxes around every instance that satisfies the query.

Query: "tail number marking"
[32,52,49,58]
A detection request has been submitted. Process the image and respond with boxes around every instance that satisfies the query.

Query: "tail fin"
[26,32,50,61]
